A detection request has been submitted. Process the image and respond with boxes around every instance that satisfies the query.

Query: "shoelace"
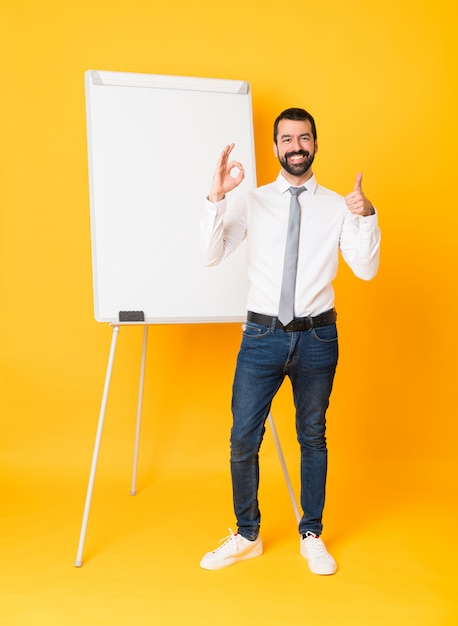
[212,529,238,554]
[304,532,329,559]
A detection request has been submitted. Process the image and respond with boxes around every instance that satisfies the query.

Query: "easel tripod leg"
[74,325,120,567]
[268,412,301,524]
[130,325,148,496]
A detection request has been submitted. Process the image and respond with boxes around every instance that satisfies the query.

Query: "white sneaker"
[300,532,337,575]
[200,529,263,570]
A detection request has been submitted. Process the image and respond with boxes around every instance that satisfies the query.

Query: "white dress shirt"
[201,172,381,318]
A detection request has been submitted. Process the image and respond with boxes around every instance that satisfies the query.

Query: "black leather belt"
[247,308,336,332]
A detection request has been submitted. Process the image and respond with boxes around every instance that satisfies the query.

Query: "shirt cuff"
[205,196,227,216]
[359,210,378,229]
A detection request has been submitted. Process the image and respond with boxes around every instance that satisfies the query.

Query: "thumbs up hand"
[345,172,375,216]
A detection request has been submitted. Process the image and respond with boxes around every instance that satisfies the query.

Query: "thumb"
[354,171,363,192]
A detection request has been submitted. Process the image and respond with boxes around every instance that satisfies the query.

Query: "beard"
[278,150,315,177]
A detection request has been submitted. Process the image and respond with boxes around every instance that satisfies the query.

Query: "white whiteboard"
[85,70,256,324]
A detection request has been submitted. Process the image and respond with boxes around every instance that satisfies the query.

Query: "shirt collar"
[275,171,318,195]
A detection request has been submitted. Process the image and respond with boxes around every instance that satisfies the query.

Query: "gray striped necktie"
[278,186,305,327]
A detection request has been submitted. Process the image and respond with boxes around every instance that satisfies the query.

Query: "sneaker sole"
[304,559,337,575]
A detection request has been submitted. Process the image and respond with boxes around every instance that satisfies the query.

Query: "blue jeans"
[230,317,338,540]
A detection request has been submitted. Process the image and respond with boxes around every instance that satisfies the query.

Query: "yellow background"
[1,0,457,624]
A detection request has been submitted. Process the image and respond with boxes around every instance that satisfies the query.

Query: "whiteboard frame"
[85,70,256,324]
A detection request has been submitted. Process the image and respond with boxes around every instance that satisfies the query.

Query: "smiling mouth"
[286,151,309,163]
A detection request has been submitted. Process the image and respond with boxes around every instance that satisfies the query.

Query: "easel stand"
[74,324,300,567]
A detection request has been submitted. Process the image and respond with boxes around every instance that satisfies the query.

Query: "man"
[199,108,380,575]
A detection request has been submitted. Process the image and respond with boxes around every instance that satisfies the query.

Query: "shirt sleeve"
[200,197,247,266]
[339,210,381,280]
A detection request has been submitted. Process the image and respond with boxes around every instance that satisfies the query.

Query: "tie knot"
[289,186,305,197]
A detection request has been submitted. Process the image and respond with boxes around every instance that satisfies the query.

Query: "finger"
[219,143,234,162]
[345,191,361,214]
[354,172,363,192]
[225,143,236,160]
[232,169,245,186]
[228,160,244,173]
[232,164,245,184]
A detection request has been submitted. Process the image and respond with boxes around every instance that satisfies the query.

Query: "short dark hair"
[273,108,317,143]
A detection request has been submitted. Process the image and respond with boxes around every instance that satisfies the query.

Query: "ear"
[273,141,279,157]
[314,140,318,154]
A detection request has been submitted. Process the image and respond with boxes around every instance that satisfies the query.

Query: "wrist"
[208,192,225,203]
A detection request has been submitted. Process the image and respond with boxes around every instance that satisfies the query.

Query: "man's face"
[274,119,318,178]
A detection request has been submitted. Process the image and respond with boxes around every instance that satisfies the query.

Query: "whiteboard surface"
[85,70,256,323]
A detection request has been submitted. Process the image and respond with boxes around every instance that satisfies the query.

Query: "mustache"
[285,150,310,159]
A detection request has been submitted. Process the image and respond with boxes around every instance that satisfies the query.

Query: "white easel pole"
[75,324,120,567]
[130,325,148,496]
[267,412,301,524]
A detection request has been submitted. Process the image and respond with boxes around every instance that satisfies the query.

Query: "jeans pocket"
[311,324,338,343]
[242,321,271,339]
